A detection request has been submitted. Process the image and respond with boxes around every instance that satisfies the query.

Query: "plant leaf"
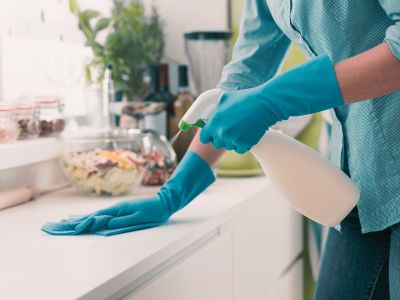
[85,64,92,82]
[81,9,100,20]
[69,0,80,14]
[74,0,164,98]
[94,18,110,34]
[78,20,94,40]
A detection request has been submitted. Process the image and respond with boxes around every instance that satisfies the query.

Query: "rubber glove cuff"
[157,150,216,216]
[249,54,344,121]
[200,54,344,154]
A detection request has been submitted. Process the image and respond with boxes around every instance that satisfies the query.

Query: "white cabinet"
[232,190,303,300]
[124,234,233,300]
[122,188,303,300]
[264,260,303,300]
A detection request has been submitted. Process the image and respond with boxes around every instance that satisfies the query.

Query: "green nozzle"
[194,119,206,128]
[178,120,192,132]
[178,119,206,132]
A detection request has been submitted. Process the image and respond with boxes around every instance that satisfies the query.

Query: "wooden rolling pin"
[0,187,39,210]
[0,183,71,210]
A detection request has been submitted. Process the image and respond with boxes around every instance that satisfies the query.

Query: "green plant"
[70,0,164,101]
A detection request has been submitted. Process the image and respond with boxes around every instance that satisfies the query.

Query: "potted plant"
[69,0,164,101]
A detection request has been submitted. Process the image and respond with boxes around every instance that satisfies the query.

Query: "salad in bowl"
[61,129,153,196]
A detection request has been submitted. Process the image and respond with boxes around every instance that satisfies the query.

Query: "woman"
[43,0,400,298]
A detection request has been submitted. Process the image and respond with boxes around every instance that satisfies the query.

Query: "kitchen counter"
[0,177,303,300]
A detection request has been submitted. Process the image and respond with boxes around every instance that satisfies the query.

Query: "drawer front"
[123,234,233,300]
[232,189,303,300]
[264,259,303,300]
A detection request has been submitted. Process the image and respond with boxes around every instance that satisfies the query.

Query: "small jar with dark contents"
[141,133,177,186]
[15,102,40,140]
[0,103,19,143]
[141,149,176,186]
[35,97,65,137]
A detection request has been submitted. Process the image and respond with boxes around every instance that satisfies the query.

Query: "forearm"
[188,130,225,167]
[335,42,400,104]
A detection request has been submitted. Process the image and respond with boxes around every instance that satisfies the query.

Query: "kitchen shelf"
[0,138,62,170]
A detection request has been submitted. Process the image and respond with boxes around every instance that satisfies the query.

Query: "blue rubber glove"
[200,55,344,154]
[41,151,215,236]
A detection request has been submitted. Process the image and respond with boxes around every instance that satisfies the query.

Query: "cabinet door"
[264,260,303,300]
[123,234,233,300]
[232,189,303,300]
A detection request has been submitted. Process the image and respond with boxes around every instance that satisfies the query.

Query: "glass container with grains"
[15,102,40,140]
[35,97,65,137]
[0,104,19,143]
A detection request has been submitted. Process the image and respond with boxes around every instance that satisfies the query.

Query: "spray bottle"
[178,88,359,226]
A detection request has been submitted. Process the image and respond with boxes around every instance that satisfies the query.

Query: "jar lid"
[15,102,39,110]
[35,96,61,105]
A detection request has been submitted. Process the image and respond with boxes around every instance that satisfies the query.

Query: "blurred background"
[0,0,230,114]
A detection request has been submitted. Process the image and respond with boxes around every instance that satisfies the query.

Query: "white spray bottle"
[179,88,359,226]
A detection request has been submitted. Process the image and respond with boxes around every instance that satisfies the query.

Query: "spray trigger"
[178,119,206,132]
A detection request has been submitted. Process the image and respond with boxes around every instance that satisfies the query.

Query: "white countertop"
[0,177,274,300]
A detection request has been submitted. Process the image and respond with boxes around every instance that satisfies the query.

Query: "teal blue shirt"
[219,0,400,233]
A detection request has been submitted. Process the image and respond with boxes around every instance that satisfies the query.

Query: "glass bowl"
[61,129,153,196]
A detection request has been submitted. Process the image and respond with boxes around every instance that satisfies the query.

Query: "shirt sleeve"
[378,0,400,60]
[218,0,291,91]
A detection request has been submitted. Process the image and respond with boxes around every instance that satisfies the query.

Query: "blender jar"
[184,31,232,96]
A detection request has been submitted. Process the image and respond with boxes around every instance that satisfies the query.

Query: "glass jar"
[141,130,177,186]
[35,97,65,137]
[0,104,19,143]
[120,107,177,186]
[15,102,40,140]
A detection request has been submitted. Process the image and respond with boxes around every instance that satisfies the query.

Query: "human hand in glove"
[41,151,215,236]
[200,55,344,154]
